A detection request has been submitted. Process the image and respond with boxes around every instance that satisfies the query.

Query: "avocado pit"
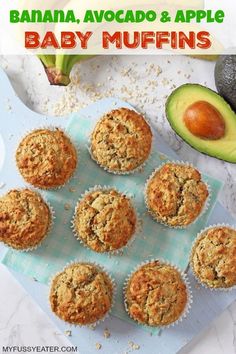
[183,101,225,140]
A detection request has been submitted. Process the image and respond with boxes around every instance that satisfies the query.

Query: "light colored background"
[0,54,235,354]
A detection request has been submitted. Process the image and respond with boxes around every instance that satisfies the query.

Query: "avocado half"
[166,84,236,163]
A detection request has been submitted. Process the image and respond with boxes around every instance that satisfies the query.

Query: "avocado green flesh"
[166,84,236,163]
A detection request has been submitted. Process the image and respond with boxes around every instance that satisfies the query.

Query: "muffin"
[49,263,114,325]
[0,188,51,250]
[90,108,152,173]
[73,188,137,253]
[125,260,188,326]
[146,163,209,227]
[16,128,77,189]
[190,226,236,289]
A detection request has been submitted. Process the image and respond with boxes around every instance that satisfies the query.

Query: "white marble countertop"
[0,54,235,354]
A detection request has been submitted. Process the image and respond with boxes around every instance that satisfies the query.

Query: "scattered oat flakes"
[128,341,140,350]
[64,330,72,337]
[103,328,111,338]
[159,153,167,161]
[89,324,96,330]
[95,343,102,350]
[156,66,162,75]
[64,203,71,210]
[161,78,170,86]
[6,104,12,112]
[69,187,76,193]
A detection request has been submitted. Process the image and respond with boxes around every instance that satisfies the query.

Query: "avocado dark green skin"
[215,55,236,112]
[165,83,236,164]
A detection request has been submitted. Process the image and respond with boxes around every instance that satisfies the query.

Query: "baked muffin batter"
[191,226,236,288]
[146,163,209,227]
[50,263,114,325]
[0,188,51,250]
[16,128,77,189]
[91,108,152,173]
[125,260,188,326]
[73,189,136,252]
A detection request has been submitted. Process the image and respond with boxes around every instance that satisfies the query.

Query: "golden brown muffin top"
[0,189,51,250]
[146,163,209,227]
[125,261,188,326]
[16,128,77,189]
[191,226,236,288]
[50,263,113,325]
[91,108,152,172]
[74,189,136,253]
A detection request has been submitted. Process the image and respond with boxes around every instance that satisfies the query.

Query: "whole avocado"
[215,55,236,111]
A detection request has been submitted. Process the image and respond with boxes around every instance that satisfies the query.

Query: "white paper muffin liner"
[71,185,141,255]
[0,186,55,252]
[48,260,117,327]
[144,160,211,229]
[123,258,193,329]
[88,107,153,175]
[14,126,79,191]
[190,223,236,292]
